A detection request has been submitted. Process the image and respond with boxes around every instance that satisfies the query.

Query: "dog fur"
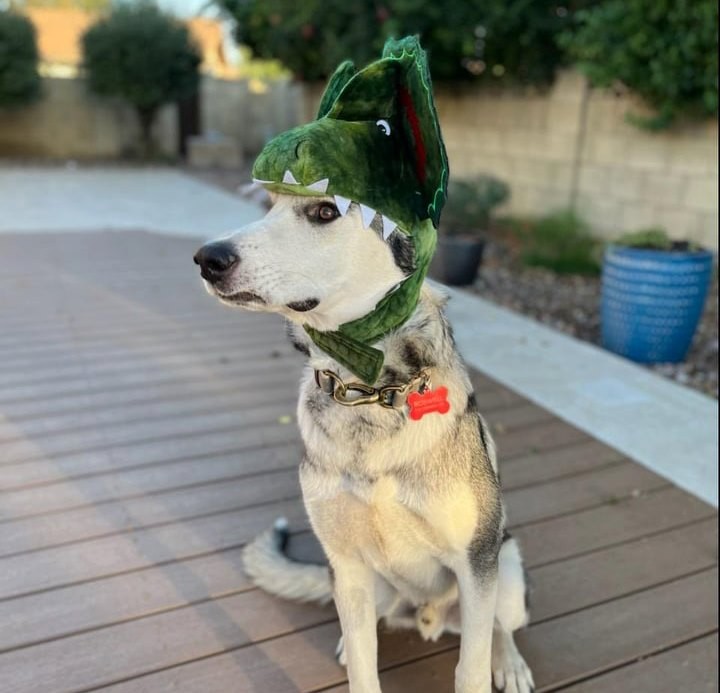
[196,193,534,693]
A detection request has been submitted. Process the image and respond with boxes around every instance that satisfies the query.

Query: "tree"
[560,0,718,128]
[0,10,41,108]
[82,3,201,154]
[216,0,588,85]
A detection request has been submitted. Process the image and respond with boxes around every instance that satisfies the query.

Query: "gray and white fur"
[195,194,534,693]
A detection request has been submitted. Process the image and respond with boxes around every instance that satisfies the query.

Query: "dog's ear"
[317,60,356,119]
[325,36,448,227]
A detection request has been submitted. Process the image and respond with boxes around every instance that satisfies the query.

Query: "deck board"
[0,231,716,692]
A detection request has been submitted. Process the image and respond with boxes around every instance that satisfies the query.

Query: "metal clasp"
[314,368,432,409]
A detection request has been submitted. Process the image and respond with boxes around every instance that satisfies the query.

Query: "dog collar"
[314,368,451,420]
[314,368,430,409]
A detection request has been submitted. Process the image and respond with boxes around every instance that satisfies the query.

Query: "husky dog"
[194,35,533,693]
[194,194,534,693]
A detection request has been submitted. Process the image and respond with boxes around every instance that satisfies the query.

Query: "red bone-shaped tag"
[407,386,450,421]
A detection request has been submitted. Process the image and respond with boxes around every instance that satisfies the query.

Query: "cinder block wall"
[0,78,176,158]
[0,76,301,162]
[434,71,718,250]
[201,77,303,154]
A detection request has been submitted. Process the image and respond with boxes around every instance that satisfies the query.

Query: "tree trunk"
[137,107,157,158]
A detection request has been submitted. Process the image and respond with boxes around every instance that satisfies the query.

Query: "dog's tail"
[241,518,333,605]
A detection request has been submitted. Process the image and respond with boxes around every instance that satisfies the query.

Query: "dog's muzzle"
[193,241,239,284]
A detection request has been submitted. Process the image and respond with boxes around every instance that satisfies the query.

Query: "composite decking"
[0,230,717,693]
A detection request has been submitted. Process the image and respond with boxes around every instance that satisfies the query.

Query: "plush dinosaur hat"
[252,36,449,383]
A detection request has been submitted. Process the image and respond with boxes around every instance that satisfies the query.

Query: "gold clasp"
[314,368,432,409]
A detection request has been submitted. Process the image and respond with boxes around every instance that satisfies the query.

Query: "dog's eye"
[376,119,391,136]
[315,203,340,223]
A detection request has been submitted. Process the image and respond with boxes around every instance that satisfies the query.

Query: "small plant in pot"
[601,227,714,364]
[430,175,510,286]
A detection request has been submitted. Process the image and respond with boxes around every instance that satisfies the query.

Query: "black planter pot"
[430,236,485,286]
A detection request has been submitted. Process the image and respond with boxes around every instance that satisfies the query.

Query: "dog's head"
[195,36,447,339]
[193,193,415,332]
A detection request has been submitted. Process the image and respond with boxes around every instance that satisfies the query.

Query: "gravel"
[472,238,718,400]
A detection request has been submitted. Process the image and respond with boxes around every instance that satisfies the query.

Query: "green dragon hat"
[252,36,449,383]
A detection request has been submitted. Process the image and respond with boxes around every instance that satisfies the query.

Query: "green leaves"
[560,0,718,128]
[217,0,581,85]
[441,176,510,236]
[518,210,601,275]
[82,3,201,116]
[0,11,41,108]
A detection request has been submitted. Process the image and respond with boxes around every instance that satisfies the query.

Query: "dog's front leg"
[453,560,498,693]
[331,557,382,693]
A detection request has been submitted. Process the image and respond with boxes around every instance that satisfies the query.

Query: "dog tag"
[407,386,450,420]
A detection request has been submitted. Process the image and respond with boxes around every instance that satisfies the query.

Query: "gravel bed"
[472,238,718,400]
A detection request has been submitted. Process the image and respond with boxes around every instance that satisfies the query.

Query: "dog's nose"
[193,242,239,283]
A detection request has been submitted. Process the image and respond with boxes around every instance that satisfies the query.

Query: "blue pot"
[601,245,714,363]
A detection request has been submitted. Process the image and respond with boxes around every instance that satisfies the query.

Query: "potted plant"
[601,228,714,363]
[430,175,510,286]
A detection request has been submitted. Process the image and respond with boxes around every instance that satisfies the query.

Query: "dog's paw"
[416,603,445,642]
[491,632,534,693]
[335,635,347,667]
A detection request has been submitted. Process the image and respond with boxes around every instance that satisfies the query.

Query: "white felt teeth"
[252,178,273,185]
[334,195,352,216]
[360,204,376,229]
[282,170,300,185]
[381,216,397,240]
[307,178,329,193]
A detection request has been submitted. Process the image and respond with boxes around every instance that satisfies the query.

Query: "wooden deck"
[0,230,717,693]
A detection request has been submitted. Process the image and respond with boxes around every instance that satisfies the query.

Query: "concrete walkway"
[1,164,716,506]
[444,287,718,507]
[0,165,263,237]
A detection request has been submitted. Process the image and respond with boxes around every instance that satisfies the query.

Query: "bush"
[519,210,600,274]
[560,0,718,129]
[216,0,585,84]
[82,3,201,154]
[615,227,672,250]
[441,175,510,236]
[0,10,41,108]
[615,227,701,252]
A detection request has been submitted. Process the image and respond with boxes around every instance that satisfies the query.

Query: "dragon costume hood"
[252,36,449,383]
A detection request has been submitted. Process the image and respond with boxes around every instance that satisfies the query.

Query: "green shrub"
[520,210,600,274]
[0,10,41,108]
[560,0,718,129]
[82,3,200,154]
[615,227,701,252]
[216,0,585,84]
[615,227,672,250]
[441,175,510,236]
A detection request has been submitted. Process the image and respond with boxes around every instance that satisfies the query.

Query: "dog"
[193,190,535,692]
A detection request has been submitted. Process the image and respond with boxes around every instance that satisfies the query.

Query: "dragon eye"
[376,119,391,136]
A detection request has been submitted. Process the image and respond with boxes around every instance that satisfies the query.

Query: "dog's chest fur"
[288,286,504,596]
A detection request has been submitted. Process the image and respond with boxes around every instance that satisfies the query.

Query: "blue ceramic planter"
[601,245,714,363]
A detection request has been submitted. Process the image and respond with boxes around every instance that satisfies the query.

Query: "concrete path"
[1,164,716,506]
[0,165,263,237]
[443,287,718,507]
